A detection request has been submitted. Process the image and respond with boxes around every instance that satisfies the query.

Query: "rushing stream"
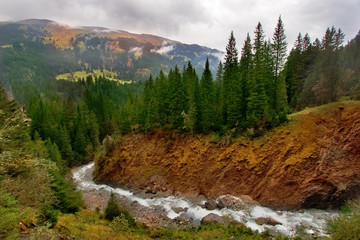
[73,162,337,236]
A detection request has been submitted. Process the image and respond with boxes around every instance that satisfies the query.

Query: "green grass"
[55,69,132,84]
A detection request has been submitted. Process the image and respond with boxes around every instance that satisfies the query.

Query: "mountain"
[0,19,223,89]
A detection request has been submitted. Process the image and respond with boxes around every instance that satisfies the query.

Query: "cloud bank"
[1,0,359,51]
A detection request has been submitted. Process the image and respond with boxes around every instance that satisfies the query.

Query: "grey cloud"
[0,0,359,51]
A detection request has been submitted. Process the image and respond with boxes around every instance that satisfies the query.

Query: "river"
[72,162,337,236]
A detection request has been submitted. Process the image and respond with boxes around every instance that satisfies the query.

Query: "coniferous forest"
[117,17,359,135]
[17,16,360,167]
[1,15,360,239]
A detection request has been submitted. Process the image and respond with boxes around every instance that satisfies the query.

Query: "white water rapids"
[73,162,337,236]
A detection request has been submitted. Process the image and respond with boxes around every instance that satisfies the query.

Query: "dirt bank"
[94,101,360,209]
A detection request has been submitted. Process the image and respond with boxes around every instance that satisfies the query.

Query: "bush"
[110,214,129,232]
[105,192,122,221]
[328,200,360,240]
[0,190,20,239]
[105,192,136,227]
[41,205,59,227]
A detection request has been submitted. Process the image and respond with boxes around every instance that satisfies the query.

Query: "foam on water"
[73,162,337,236]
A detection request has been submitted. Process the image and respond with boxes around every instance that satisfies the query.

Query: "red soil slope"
[94,101,360,209]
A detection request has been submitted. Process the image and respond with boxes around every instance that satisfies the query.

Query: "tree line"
[117,17,289,135]
[26,17,360,141]
[117,17,360,135]
[26,75,139,166]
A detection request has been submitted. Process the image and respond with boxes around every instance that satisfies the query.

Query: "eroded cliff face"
[94,102,360,209]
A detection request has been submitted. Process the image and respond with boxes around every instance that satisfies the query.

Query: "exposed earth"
[94,101,360,210]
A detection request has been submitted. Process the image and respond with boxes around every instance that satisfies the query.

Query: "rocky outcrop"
[94,102,360,209]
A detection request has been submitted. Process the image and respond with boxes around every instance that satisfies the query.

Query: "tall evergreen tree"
[200,58,215,132]
[222,31,241,127]
[239,33,252,123]
[214,61,223,130]
[247,22,270,131]
[154,70,169,125]
[272,16,288,111]
[168,66,188,129]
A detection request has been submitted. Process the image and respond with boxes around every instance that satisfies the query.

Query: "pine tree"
[105,192,122,221]
[214,61,223,130]
[57,126,74,166]
[168,66,188,129]
[154,70,169,125]
[186,77,201,133]
[247,22,270,132]
[272,16,288,112]
[200,58,215,132]
[222,31,241,127]
[239,33,252,124]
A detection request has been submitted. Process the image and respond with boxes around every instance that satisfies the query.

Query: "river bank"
[73,162,337,236]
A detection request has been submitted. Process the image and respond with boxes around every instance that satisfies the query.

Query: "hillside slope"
[0,19,222,85]
[94,101,360,210]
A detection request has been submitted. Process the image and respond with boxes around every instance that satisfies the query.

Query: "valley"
[1,12,360,239]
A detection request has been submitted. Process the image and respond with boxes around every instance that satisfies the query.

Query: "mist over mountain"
[0,19,223,87]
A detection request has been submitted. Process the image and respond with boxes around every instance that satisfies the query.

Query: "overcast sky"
[1,0,359,51]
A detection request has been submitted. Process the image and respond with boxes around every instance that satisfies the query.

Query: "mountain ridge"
[0,18,223,88]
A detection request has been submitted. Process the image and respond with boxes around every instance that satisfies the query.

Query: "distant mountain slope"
[0,19,223,88]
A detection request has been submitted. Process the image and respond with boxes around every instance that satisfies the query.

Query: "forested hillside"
[0,19,222,103]
[1,14,360,239]
[116,18,360,135]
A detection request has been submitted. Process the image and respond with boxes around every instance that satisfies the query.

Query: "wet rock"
[201,213,227,225]
[255,217,282,226]
[216,194,256,211]
[145,186,152,194]
[174,213,193,226]
[173,207,185,213]
[205,199,217,210]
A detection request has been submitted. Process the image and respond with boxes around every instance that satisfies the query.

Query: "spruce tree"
[239,33,252,124]
[105,193,122,221]
[200,58,215,132]
[154,70,169,125]
[57,126,74,166]
[247,22,270,132]
[214,61,223,130]
[168,66,188,129]
[222,31,241,127]
[272,16,288,112]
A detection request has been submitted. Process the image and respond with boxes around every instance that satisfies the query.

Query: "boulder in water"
[204,200,217,210]
[172,207,185,213]
[255,217,282,226]
[201,213,227,225]
[174,213,193,226]
[216,194,258,211]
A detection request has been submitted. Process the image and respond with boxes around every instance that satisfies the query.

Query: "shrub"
[110,214,129,232]
[328,200,360,240]
[0,190,20,239]
[105,192,136,227]
[41,205,59,227]
[105,192,122,221]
